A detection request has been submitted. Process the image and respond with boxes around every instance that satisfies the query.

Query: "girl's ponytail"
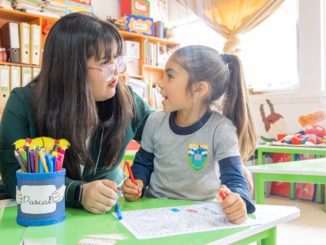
[222,55,257,161]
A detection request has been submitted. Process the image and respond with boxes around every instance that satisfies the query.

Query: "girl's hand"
[122,179,143,201]
[81,179,119,214]
[217,185,247,224]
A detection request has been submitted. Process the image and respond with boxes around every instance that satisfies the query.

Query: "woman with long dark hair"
[0,12,152,214]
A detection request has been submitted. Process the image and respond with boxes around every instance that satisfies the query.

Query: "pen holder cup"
[16,169,66,226]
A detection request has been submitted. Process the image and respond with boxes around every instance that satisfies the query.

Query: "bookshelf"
[0,8,58,63]
[119,30,179,109]
[119,30,179,82]
[0,8,179,116]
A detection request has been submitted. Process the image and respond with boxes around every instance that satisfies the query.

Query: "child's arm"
[122,147,154,201]
[132,147,154,188]
[242,164,254,195]
[218,156,256,213]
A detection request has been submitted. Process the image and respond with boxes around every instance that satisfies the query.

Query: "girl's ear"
[193,81,209,97]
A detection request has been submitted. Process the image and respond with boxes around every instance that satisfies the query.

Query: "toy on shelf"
[274,125,326,146]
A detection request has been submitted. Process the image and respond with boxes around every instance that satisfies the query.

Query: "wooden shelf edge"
[0,61,40,68]
[0,8,41,19]
[120,73,143,79]
[143,65,164,71]
[119,30,179,46]
[145,36,179,46]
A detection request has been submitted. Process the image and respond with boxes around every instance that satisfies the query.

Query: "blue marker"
[115,202,123,220]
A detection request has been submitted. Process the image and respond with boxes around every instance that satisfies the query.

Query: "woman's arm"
[0,89,87,209]
[0,89,30,198]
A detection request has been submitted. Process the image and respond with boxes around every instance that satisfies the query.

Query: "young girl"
[122,45,256,224]
[0,13,152,214]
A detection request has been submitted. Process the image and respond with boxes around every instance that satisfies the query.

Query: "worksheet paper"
[115,202,259,240]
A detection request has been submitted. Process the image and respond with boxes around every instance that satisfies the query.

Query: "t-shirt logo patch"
[188,144,208,171]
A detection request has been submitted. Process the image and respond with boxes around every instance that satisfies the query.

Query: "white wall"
[251,0,325,137]
[92,0,120,20]
[92,0,165,21]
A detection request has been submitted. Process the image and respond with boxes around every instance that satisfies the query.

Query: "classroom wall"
[92,0,167,21]
[92,0,326,138]
[251,0,325,139]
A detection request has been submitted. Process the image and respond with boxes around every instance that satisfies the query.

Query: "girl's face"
[158,59,193,112]
[87,56,119,101]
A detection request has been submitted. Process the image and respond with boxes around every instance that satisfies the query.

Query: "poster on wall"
[259,99,287,142]
[66,0,93,14]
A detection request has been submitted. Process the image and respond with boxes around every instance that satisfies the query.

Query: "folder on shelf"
[32,67,41,79]
[21,67,32,86]
[1,22,20,63]
[19,22,31,64]
[10,66,21,91]
[0,65,10,104]
[30,24,41,65]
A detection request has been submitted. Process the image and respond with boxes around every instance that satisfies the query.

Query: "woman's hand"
[81,179,119,214]
[217,185,247,224]
[122,179,143,201]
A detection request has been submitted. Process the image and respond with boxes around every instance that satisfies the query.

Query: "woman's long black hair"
[31,12,134,179]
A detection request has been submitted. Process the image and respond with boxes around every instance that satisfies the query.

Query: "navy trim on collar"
[169,111,212,135]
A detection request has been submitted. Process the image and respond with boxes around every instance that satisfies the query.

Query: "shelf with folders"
[0,8,59,65]
[0,8,57,119]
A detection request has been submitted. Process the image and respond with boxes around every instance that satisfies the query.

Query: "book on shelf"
[127,78,147,102]
[123,40,140,76]
[145,79,163,110]
[143,40,177,67]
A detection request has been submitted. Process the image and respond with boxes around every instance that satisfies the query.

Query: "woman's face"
[87,56,119,101]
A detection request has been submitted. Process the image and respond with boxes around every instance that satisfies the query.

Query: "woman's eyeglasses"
[88,56,126,82]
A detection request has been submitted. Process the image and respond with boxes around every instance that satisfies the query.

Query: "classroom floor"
[263,195,326,245]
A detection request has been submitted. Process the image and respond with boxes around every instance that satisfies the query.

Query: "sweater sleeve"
[219,156,256,213]
[131,147,154,188]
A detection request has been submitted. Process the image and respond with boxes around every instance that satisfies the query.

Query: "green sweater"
[0,84,152,207]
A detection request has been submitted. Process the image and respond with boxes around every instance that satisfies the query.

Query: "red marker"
[125,162,136,184]
[219,191,227,200]
[125,161,139,195]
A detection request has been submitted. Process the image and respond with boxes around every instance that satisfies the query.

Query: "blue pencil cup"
[16,169,66,226]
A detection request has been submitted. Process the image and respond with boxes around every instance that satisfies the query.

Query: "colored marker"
[125,161,140,195]
[38,148,49,173]
[125,162,136,185]
[28,151,35,173]
[56,153,63,171]
[219,191,227,201]
[115,202,123,220]
[45,154,53,172]
[21,150,29,172]
[52,155,57,172]
[34,150,39,173]
[14,151,27,172]
[17,150,28,172]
